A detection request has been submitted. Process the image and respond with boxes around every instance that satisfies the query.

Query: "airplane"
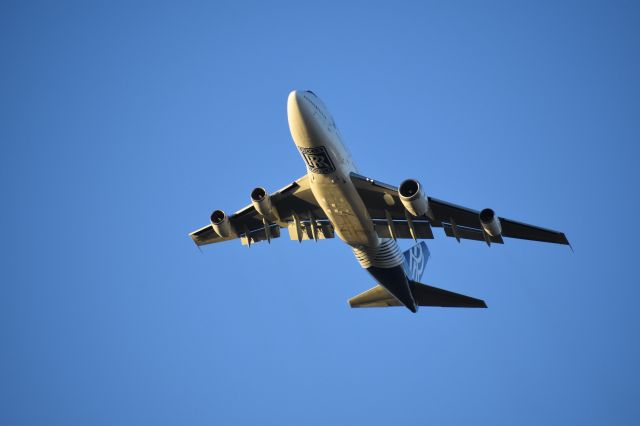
[190,90,570,313]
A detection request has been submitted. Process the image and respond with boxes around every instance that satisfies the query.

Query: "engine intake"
[210,209,233,237]
[250,187,274,217]
[479,208,502,237]
[399,179,430,217]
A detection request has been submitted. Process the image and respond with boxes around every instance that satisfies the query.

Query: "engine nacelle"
[399,179,430,217]
[479,208,502,237]
[210,209,233,237]
[250,187,274,217]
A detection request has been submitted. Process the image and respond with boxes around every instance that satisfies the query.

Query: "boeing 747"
[190,90,570,313]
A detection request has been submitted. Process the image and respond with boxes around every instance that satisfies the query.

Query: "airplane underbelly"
[310,175,379,247]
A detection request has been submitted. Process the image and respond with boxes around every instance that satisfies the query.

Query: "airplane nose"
[287,90,309,120]
[287,90,315,145]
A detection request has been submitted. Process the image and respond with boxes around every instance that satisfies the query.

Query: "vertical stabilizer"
[402,242,430,282]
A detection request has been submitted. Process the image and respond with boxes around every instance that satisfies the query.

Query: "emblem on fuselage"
[298,146,336,174]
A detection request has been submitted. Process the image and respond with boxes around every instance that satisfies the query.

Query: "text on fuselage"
[298,146,336,174]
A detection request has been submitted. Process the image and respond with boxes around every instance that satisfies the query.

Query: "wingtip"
[190,236,203,253]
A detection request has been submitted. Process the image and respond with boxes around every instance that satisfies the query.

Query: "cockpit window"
[306,91,316,95]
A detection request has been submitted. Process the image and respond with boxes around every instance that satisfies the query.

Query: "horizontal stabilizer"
[409,280,487,308]
[348,283,401,308]
[349,281,486,309]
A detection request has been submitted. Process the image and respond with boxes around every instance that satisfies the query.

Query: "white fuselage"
[287,90,380,248]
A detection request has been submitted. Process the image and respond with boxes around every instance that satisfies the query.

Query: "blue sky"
[2,1,639,424]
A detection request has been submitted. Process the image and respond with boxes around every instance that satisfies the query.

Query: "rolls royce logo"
[298,146,336,174]
[403,242,430,282]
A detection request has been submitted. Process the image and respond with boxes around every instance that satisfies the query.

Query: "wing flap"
[287,219,335,241]
[241,224,281,246]
[372,219,434,240]
[443,223,504,244]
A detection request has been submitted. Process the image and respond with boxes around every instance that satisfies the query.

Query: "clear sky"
[2,1,640,425]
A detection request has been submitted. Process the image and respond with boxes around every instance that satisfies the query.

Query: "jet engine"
[250,187,274,217]
[479,208,502,237]
[399,179,430,217]
[210,209,233,237]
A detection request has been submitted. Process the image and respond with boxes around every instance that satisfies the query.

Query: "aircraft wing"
[350,172,570,246]
[190,175,329,247]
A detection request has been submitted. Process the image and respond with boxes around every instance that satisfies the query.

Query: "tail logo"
[403,242,430,282]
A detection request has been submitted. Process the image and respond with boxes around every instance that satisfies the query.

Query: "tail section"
[349,280,486,310]
[365,265,417,312]
[352,242,485,312]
